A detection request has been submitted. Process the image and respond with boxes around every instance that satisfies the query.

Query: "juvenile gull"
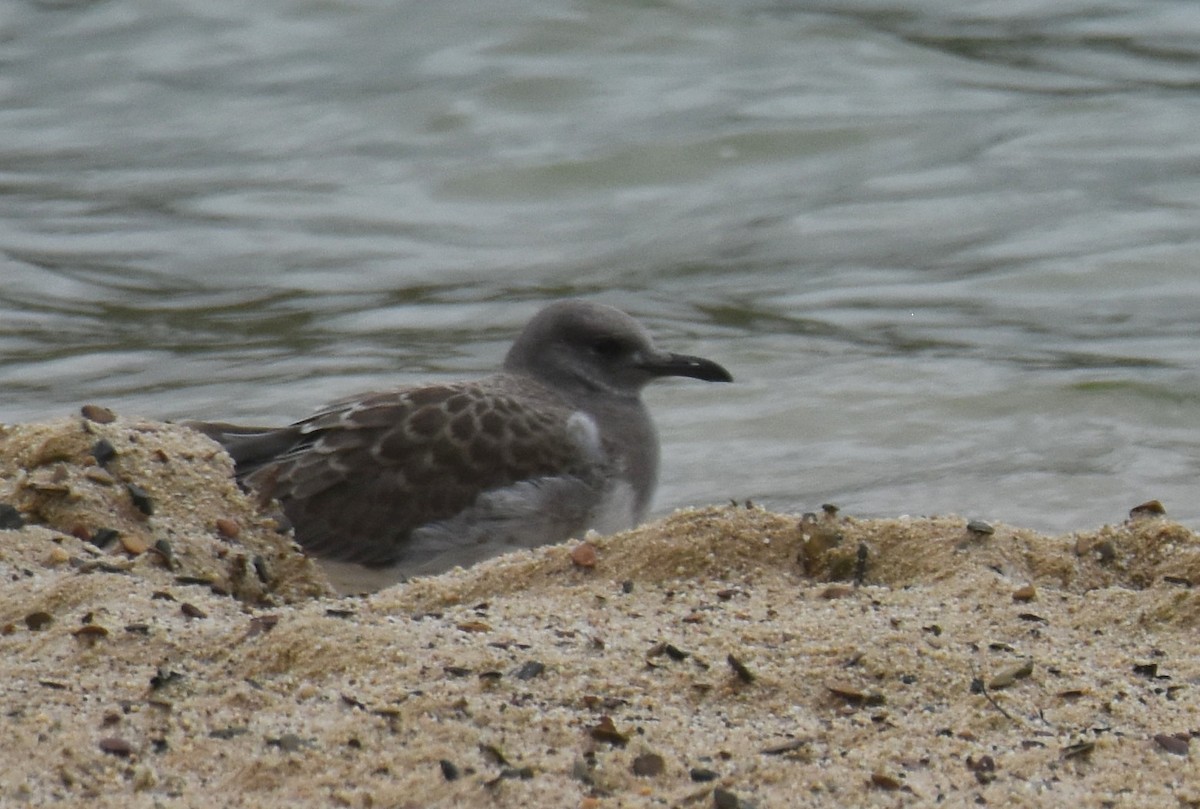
[191,300,731,592]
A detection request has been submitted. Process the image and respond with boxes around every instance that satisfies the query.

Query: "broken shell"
[1129,500,1166,520]
[589,716,629,746]
[827,681,886,707]
[727,654,755,684]
[988,659,1034,690]
[84,468,116,486]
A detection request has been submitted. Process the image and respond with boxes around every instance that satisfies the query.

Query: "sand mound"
[1,413,1197,807]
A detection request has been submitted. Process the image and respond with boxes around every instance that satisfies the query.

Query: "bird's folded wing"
[246,379,598,567]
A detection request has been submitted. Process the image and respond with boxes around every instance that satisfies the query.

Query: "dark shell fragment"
[127,483,154,516]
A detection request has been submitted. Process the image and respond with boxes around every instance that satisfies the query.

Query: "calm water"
[2,0,1199,533]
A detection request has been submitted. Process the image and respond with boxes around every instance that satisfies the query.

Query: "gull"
[190,300,731,591]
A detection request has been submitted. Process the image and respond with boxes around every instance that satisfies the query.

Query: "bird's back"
[209,374,631,571]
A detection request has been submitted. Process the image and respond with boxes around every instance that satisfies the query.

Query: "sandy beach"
[1,411,1197,807]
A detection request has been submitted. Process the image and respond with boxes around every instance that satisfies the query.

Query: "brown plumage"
[190,300,731,586]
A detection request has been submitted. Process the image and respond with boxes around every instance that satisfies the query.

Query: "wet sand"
[1,413,1198,807]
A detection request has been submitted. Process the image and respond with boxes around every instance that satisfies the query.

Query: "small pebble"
[120,534,150,555]
[99,737,133,757]
[153,539,176,569]
[1153,734,1189,756]
[571,541,598,568]
[1012,584,1036,602]
[73,624,109,640]
[690,767,719,782]
[215,518,241,539]
[25,612,53,631]
[127,483,154,516]
[90,528,120,549]
[47,547,71,565]
[81,404,117,424]
[631,752,665,777]
[870,772,902,790]
[439,759,460,781]
[273,733,303,753]
[252,555,270,583]
[90,439,118,466]
[514,661,545,681]
[180,603,208,619]
[760,738,808,755]
[966,520,994,536]
[713,788,741,809]
[0,504,25,530]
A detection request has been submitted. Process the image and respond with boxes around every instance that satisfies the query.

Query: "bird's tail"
[182,420,302,478]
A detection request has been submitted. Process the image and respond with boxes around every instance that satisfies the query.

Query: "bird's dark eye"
[590,337,625,359]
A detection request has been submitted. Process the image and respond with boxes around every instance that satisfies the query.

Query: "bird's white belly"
[321,475,639,593]
[587,479,638,535]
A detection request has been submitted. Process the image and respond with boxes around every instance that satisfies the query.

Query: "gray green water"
[3,0,1200,532]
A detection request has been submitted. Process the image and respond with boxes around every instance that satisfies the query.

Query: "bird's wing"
[245,378,596,567]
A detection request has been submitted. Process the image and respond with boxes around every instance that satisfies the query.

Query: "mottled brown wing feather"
[246,377,589,567]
